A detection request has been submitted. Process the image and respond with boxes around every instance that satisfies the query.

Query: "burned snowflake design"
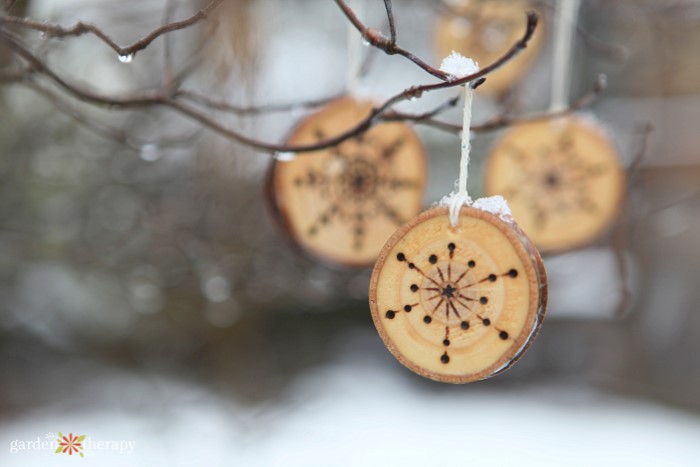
[293,129,420,252]
[501,131,609,230]
[384,242,520,364]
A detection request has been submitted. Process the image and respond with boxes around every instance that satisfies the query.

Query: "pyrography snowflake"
[500,130,608,230]
[385,242,520,365]
[293,129,421,252]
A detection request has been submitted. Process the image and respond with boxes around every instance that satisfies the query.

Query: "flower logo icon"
[55,432,85,457]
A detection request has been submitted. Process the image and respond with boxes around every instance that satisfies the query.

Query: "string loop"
[437,52,480,226]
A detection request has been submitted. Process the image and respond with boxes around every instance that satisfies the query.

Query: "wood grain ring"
[266,97,427,268]
[369,205,547,383]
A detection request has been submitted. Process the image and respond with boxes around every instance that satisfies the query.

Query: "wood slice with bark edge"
[435,0,545,96]
[484,116,627,255]
[369,206,547,383]
[265,97,427,268]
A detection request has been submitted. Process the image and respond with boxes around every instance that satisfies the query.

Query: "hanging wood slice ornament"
[435,0,544,96]
[369,204,547,383]
[266,97,427,268]
[484,117,626,254]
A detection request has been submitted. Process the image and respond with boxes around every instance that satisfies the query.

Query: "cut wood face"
[267,98,427,268]
[369,206,547,383]
[484,117,627,254]
[435,0,544,95]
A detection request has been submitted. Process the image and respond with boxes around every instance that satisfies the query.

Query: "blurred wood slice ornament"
[435,0,544,96]
[484,116,627,254]
[369,205,547,383]
[266,97,427,268]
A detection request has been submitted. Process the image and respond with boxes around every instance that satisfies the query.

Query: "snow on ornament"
[369,205,547,383]
[435,0,544,96]
[368,55,547,383]
[266,97,427,268]
[484,117,626,254]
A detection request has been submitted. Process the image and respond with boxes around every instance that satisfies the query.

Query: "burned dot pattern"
[385,244,520,365]
[370,206,548,383]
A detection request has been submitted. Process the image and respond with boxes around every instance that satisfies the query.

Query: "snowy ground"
[2,338,699,467]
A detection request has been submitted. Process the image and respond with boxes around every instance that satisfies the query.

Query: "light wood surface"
[267,98,427,267]
[435,0,545,96]
[484,116,627,254]
[369,206,547,383]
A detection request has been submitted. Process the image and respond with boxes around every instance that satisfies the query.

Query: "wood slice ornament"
[266,97,427,267]
[435,0,544,96]
[369,205,547,383]
[484,117,626,254]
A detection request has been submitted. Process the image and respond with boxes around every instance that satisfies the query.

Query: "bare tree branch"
[0,0,223,59]
[0,9,543,154]
[381,96,460,124]
[471,74,607,132]
[390,75,607,134]
[627,122,653,176]
[1,2,589,156]
[335,0,452,80]
[25,78,203,150]
[175,90,343,116]
[162,0,177,91]
[383,0,397,45]
[26,79,131,146]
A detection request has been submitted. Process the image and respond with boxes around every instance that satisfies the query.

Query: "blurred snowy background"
[1,0,700,465]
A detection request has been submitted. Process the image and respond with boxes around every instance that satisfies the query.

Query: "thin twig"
[627,122,653,176]
[474,73,606,131]
[435,0,627,62]
[404,74,606,134]
[396,11,539,93]
[0,29,164,105]
[381,96,460,124]
[26,78,203,150]
[335,0,451,80]
[175,89,343,116]
[531,0,628,61]
[26,79,131,145]
[0,10,541,154]
[162,0,177,91]
[383,0,397,45]
[0,0,223,58]
[611,123,653,317]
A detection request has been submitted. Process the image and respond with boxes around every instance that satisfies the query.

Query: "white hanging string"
[437,52,513,226]
[448,83,477,224]
[549,0,581,112]
[437,52,479,226]
[346,0,365,96]
[458,85,475,196]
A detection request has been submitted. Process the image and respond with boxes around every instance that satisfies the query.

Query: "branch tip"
[471,77,487,90]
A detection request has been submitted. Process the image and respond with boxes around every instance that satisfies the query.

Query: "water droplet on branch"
[118,53,134,64]
[275,152,297,162]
